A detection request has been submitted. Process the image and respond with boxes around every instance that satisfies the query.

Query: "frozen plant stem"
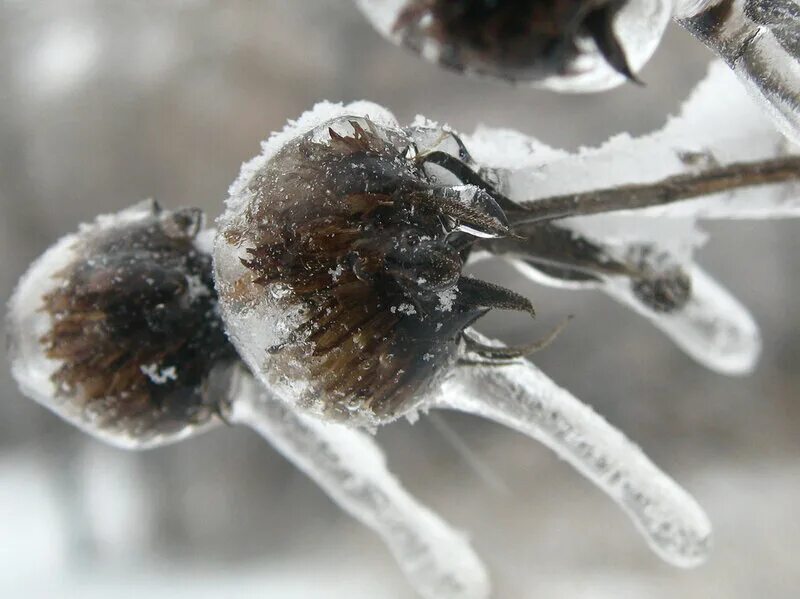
[226,367,490,599]
[509,155,800,223]
[677,0,800,145]
[434,333,712,568]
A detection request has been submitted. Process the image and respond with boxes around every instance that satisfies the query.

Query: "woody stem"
[507,155,800,224]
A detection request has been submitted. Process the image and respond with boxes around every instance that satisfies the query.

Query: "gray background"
[1,1,798,597]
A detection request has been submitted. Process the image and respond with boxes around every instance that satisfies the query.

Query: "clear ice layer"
[355,0,672,92]
[432,332,712,568]
[677,0,800,145]
[227,366,490,599]
[7,201,227,449]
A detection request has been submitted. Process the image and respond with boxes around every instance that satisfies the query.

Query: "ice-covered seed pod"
[215,115,540,426]
[8,198,492,596]
[356,0,673,92]
[7,200,236,449]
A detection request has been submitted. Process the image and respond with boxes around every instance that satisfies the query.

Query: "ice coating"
[216,114,458,425]
[454,60,798,373]
[228,366,490,599]
[217,103,405,415]
[10,69,800,595]
[8,200,234,449]
[677,0,800,145]
[433,332,712,568]
[355,0,672,92]
[603,265,761,374]
[215,108,534,426]
[506,257,761,374]
[224,101,400,221]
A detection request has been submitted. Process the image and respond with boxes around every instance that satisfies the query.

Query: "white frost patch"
[185,273,211,299]
[193,226,216,255]
[437,288,457,312]
[328,264,345,282]
[391,303,417,316]
[140,363,178,385]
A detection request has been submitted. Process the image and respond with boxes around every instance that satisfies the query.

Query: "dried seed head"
[215,114,533,426]
[7,200,236,448]
[357,0,672,91]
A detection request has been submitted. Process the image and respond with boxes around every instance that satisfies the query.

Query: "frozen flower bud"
[215,114,538,427]
[356,0,673,92]
[8,200,236,448]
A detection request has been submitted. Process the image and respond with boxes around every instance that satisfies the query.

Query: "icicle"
[601,264,761,375]
[227,367,490,599]
[500,255,761,375]
[430,336,712,568]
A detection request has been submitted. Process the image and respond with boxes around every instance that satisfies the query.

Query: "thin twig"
[508,155,800,224]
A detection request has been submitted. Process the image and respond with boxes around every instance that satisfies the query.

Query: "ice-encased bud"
[215,109,535,427]
[215,116,465,426]
[8,200,235,449]
[356,0,673,92]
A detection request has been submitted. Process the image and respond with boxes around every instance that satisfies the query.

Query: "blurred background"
[1,1,798,597]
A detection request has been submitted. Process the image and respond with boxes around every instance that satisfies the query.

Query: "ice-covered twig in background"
[484,223,762,375]
[462,60,793,373]
[677,0,800,146]
[227,366,490,599]
[431,333,712,568]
